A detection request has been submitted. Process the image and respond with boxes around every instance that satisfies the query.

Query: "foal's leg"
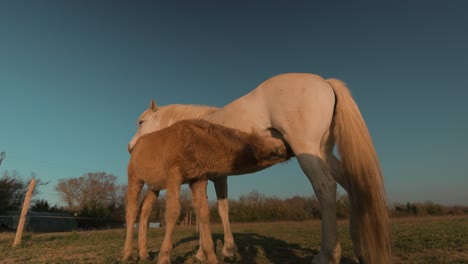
[191,180,218,264]
[157,180,181,264]
[123,169,144,260]
[138,190,160,260]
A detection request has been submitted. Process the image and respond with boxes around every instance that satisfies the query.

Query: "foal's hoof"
[195,250,206,261]
[156,257,171,264]
[138,251,150,261]
[222,246,235,258]
[122,251,134,262]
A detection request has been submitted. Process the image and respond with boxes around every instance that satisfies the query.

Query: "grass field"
[0,216,466,263]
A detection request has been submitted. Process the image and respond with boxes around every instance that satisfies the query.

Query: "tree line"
[0,170,126,229]
[1,170,467,229]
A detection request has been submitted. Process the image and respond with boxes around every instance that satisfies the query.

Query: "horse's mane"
[158,104,219,127]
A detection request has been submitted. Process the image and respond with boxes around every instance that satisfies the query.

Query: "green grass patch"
[0,216,466,263]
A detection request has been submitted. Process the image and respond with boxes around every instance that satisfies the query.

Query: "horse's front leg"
[157,179,181,264]
[138,189,159,260]
[123,165,144,261]
[191,179,218,264]
[196,177,234,260]
[213,177,235,257]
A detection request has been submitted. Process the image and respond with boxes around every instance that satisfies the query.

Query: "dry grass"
[0,216,466,263]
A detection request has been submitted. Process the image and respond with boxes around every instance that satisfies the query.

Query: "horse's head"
[128,100,163,153]
[128,100,219,153]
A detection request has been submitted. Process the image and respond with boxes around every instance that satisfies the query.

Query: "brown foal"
[123,119,291,264]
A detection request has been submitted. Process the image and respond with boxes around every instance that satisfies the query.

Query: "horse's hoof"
[122,254,133,262]
[312,252,340,264]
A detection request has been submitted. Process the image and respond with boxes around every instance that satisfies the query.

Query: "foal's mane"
[178,119,258,150]
[158,104,218,128]
[179,120,289,172]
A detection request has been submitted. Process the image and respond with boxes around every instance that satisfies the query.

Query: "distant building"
[149,222,161,228]
[126,222,161,229]
[0,211,77,233]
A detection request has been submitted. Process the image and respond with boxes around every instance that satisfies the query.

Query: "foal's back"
[176,120,292,177]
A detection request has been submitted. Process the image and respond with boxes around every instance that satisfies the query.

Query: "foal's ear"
[149,99,158,112]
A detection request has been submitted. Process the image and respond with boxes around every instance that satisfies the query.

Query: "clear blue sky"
[1,1,467,205]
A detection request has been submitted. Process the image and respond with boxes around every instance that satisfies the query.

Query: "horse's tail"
[327,78,393,264]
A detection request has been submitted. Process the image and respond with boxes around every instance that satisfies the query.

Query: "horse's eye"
[138,120,144,126]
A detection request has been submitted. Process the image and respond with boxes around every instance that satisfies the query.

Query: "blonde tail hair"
[327,79,393,264]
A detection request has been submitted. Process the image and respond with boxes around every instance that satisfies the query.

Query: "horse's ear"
[149,99,158,112]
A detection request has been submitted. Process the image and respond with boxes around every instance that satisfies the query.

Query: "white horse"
[126,73,392,264]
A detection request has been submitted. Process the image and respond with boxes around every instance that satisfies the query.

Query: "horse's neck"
[159,104,219,127]
[161,90,270,133]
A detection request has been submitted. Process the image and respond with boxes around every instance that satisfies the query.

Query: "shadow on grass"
[146,232,358,264]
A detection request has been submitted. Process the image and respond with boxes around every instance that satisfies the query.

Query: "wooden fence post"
[13,178,36,247]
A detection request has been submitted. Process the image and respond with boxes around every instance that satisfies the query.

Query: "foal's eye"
[138,120,144,126]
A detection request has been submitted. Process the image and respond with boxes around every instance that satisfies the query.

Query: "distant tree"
[0,170,26,211]
[55,172,125,213]
[48,204,67,213]
[210,190,349,222]
[424,201,447,216]
[336,194,350,218]
[285,195,312,220]
[55,172,127,229]
[31,199,50,212]
[178,188,193,223]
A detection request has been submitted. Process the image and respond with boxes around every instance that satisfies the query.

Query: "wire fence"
[0,210,197,234]
[0,213,151,233]
[0,208,126,233]
[0,215,123,220]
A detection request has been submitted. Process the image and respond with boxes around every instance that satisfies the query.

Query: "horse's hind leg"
[327,154,362,260]
[138,190,159,260]
[123,165,144,261]
[291,144,341,264]
[191,180,218,264]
